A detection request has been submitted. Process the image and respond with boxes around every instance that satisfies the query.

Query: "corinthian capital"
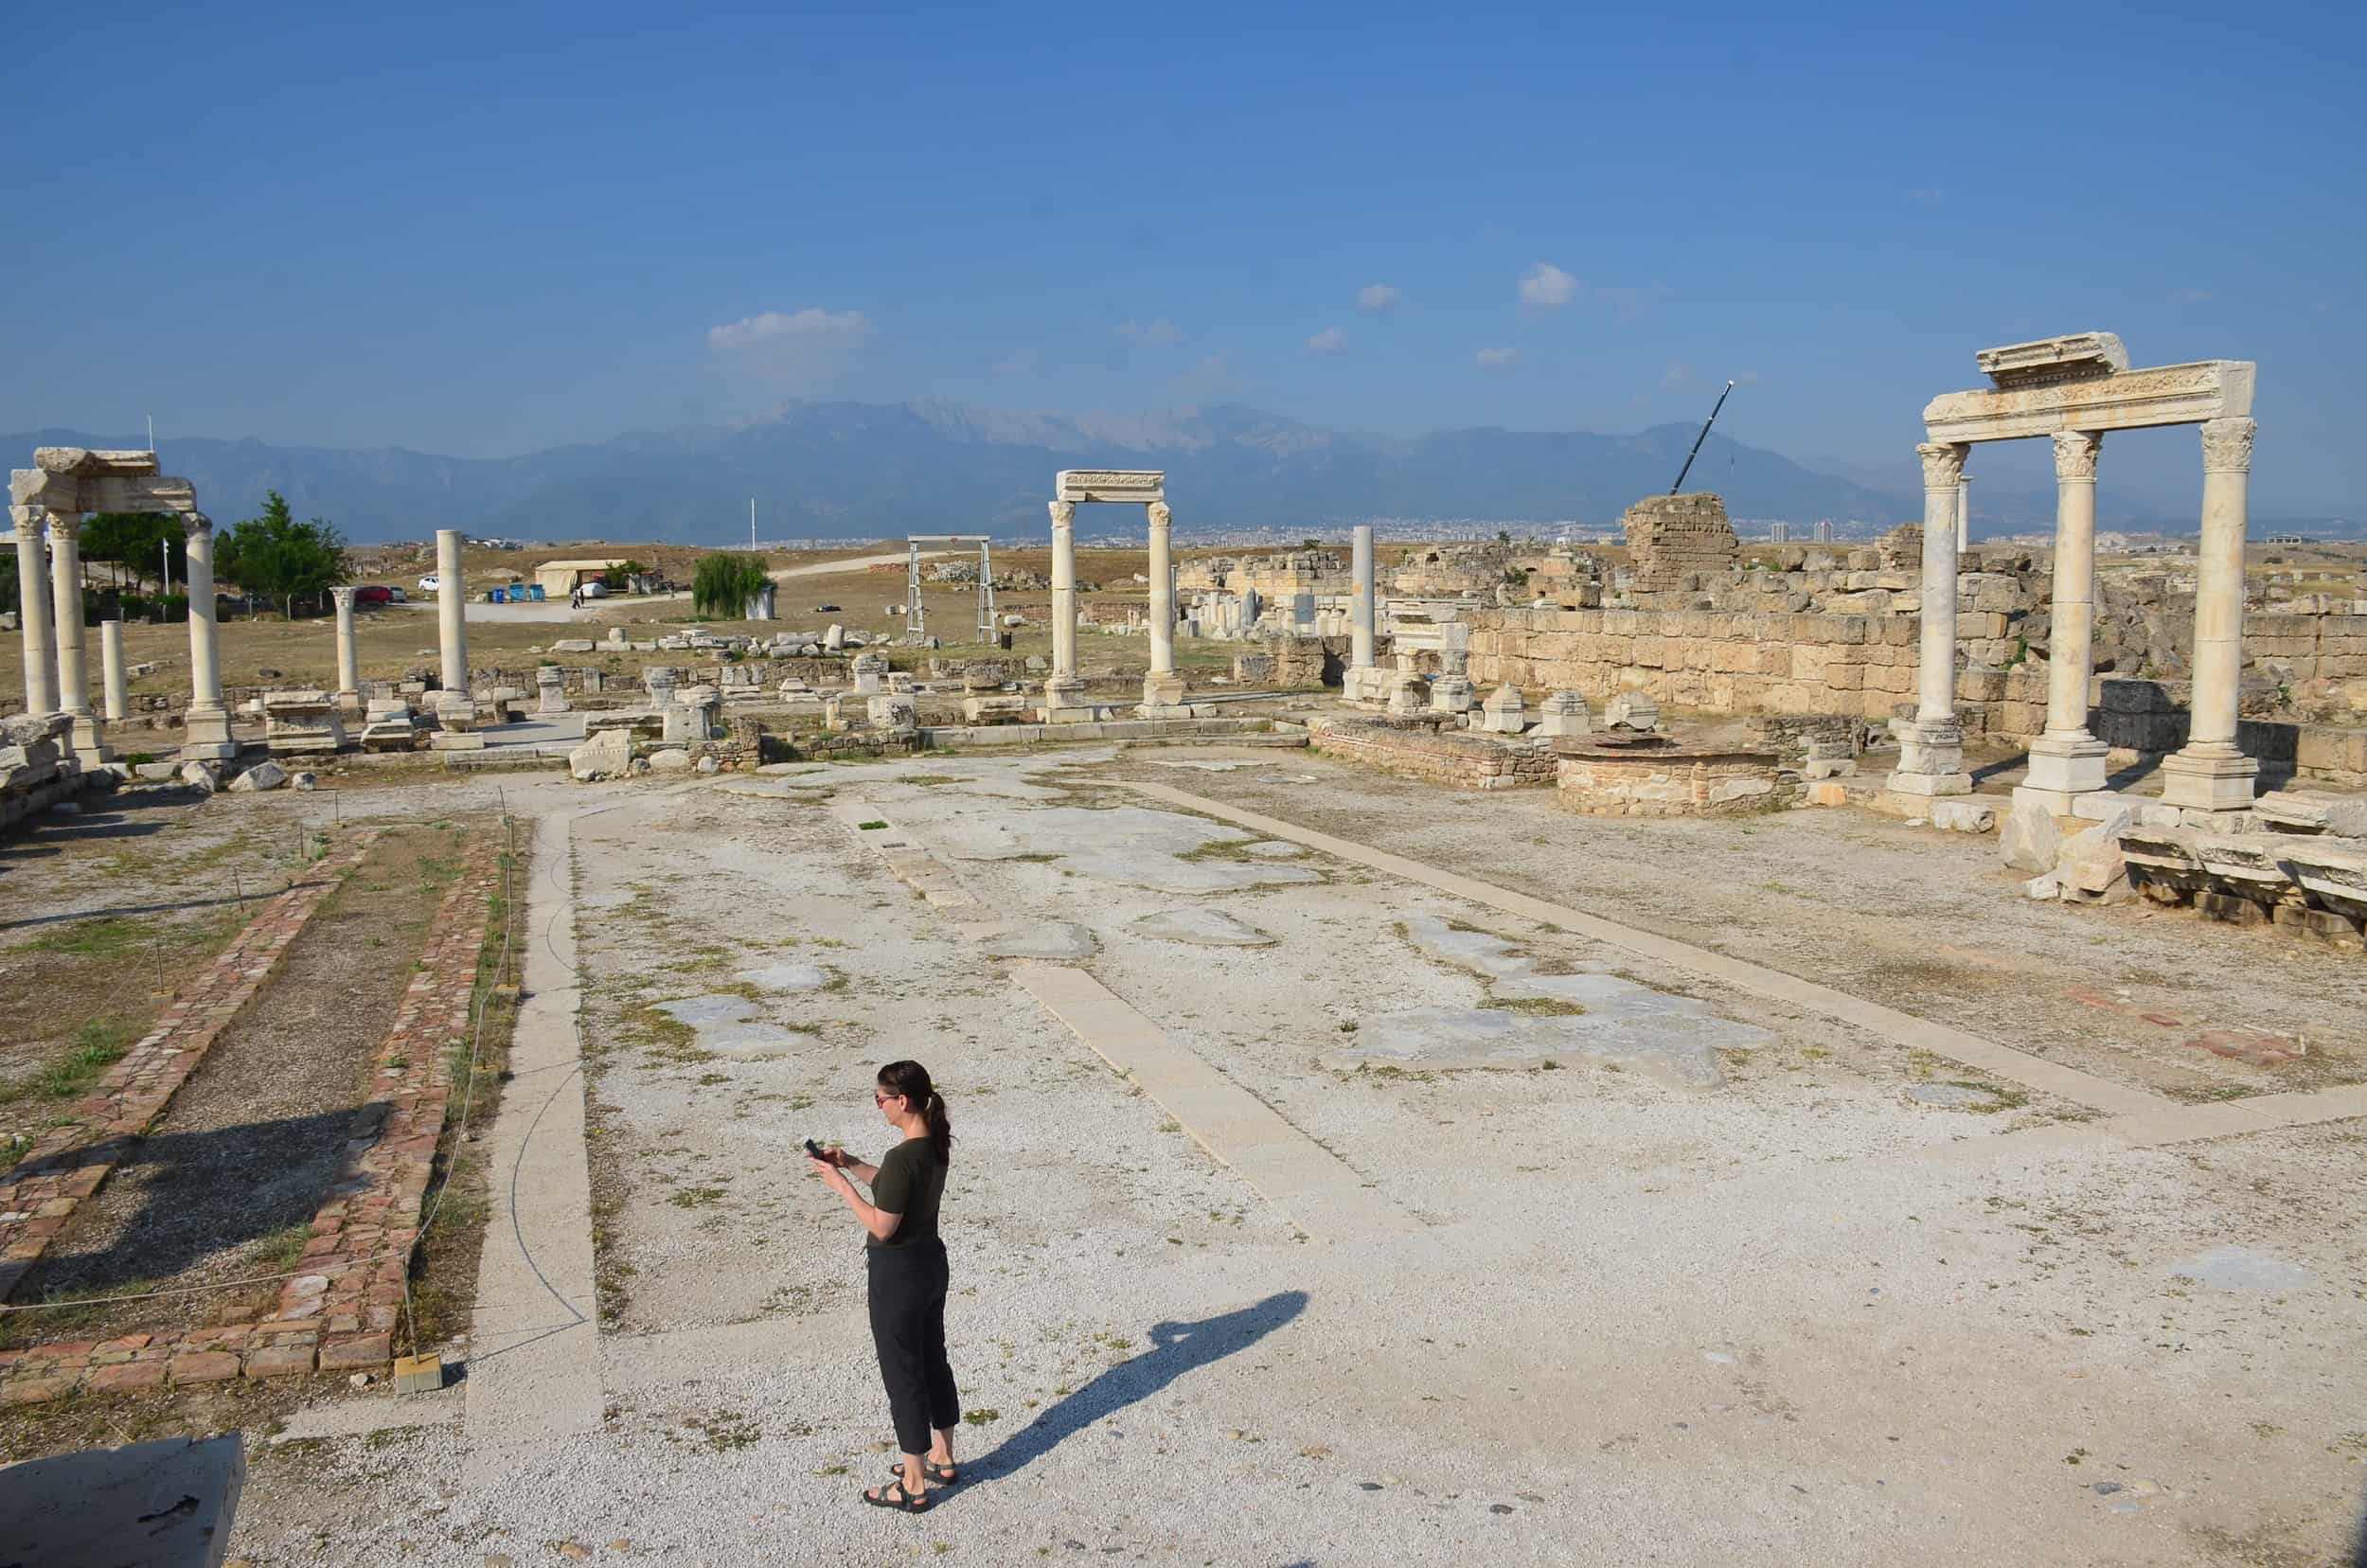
[2052,430,2103,481]
[2199,418,2255,474]
[42,510,80,543]
[1915,441,1968,490]
[1147,501,1172,529]
[10,506,42,540]
[1048,500,1076,528]
[182,510,214,539]
[330,585,359,609]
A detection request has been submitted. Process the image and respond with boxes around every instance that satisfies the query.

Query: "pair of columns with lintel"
[1889,418,2258,812]
[1043,500,1182,715]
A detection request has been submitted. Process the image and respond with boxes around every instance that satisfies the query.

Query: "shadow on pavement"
[949,1289,1309,1503]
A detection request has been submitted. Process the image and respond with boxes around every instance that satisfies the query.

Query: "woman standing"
[810,1060,961,1513]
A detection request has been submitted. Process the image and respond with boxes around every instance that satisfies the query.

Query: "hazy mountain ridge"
[9,406,1957,543]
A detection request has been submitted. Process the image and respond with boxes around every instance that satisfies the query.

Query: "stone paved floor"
[176,756,2367,1565]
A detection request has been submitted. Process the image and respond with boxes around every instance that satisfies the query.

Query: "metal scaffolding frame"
[906,534,996,645]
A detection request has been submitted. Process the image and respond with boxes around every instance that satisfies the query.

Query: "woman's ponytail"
[878,1060,954,1165]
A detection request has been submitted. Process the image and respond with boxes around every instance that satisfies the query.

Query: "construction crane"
[905,534,998,645]
[1669,380,1737,494]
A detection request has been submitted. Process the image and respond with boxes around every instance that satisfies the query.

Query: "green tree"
[691,552,770,617]
[218,490,349,618]
[80,512,187,593]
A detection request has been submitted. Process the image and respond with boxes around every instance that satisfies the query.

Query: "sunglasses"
[875,1090,905,1105]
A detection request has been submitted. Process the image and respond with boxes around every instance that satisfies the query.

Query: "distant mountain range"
[8,403,2356,543]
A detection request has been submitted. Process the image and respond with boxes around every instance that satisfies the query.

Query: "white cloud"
[1305,328,1348,355]
[1355,283,1402,313]
[1661,359,1699,392]
[1518,262,1577,310]
[1733,369,1765,385]
[1475,347,1521,369]
[706,308,871,387]
[1169,350,1235,399]
[1117,317,1183,346]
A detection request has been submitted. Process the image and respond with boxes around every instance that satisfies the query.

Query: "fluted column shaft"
[1049,502,1077,678]
[12,510,56,715]
[1146,502,1174,675]
[1955,478,1970,552]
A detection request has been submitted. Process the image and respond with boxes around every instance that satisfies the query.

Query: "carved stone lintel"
[1047,500,1076,528]
[1147,501,1172,530]
[2199,417,2256,474]
[1915,441,1969,490]
[2052,430,2103,481]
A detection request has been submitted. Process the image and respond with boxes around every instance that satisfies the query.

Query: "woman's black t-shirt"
[868,1137,945,1250]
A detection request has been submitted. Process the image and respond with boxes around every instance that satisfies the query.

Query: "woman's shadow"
[947,1290,1308,1502]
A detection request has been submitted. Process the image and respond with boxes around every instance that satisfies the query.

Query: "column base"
[179,706,238,763]
[1884,721,1972,797]
[1341,666,1387,705]
[2020,733,2109,807]
[1041,677,1094,723]
[2158,745,2259,812]
[68,712,110,768]
[433,692,478,733]
[336,688,364,714]
[1141,671,1185,708]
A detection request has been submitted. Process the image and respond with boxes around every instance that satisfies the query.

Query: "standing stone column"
[99,618,128,722]
[47,513,106,765]
[1887,440,1972,797]
[1043,500,1085,719]
[1955,477,1971,552]
[2160,418,2260,812]
[435,529,469,699]
[1344,524,1378,703]
[11,509,56,716]
[2017,432,2109,811]
[1141,501,1183,710]
[329,585,361,710]
[179,512,236,761]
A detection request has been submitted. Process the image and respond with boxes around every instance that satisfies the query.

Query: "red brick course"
[0,831,506,1402]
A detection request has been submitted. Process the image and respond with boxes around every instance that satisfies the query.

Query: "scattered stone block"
[1603,692,1660,733]
[2253,789,2367,837]
[1999,797,2062,873]
[976,920,1098,960]
[1478,684,1528,734]
[568,728,633,782]
[226,759,289,793]
[1534,690,1592,739]
[1930,798,1996,833]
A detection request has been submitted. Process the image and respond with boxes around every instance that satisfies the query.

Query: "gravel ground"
[185,755,2367,1564]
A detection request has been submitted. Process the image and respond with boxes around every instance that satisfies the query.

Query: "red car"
[353,585,404,606]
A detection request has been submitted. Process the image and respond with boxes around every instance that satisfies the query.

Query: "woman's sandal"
[862,1478,930,1513]
[886,1460,958,1486]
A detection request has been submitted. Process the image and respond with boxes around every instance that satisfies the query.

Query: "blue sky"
[8,0,2362,509]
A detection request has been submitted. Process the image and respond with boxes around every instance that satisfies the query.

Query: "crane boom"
[1669,380,1737,494]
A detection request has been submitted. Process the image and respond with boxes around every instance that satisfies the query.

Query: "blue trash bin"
[529,584,546,600]
[489,587,507,603]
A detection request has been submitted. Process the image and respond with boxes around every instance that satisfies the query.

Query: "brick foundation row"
[0,833,507,1402]
[0,831,385,1302]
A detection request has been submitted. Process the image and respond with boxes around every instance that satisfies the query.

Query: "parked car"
[579,579,610,599]
[418,572,442,594]
[354,584,399,606]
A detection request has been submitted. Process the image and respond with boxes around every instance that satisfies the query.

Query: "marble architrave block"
[1054,469,1166,505]
[1923,358,2254,443]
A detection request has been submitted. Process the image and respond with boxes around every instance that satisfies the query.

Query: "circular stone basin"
[1553,739,1797,817]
